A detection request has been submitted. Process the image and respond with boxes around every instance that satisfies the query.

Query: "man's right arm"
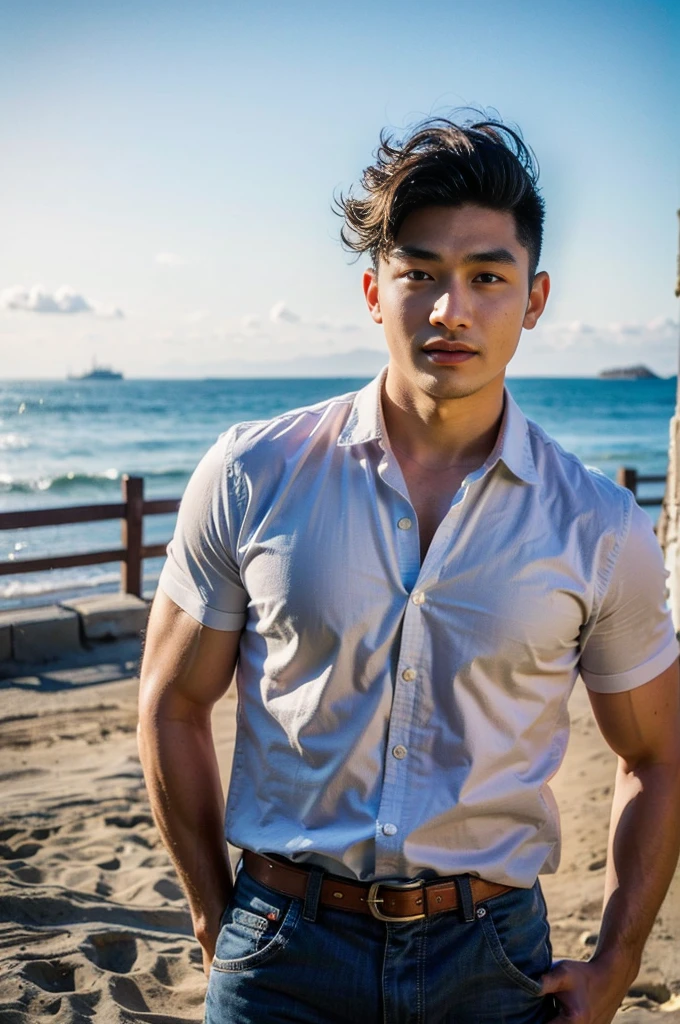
[137,588,242,976]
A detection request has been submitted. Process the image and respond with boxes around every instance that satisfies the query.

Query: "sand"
[0,640,678,1023]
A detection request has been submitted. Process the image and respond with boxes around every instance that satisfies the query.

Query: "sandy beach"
[1,640,678,1023]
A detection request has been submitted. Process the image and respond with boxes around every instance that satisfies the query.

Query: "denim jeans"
[204,865,558,1023]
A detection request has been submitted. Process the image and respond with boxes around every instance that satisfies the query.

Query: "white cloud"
[185,309,210,324]
[267,304,359,333]
[270,301,300,324]
[240,315,262,331]
[0,285,123,319]
[535,317,678,352]
[155,252,186,267]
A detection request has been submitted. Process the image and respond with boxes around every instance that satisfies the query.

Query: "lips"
[422,340,477,354]
[422,340,478,364]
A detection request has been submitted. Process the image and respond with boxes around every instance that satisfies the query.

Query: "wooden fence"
[0,476,179,598]
[614,468,666,507]
[0,467,668,598]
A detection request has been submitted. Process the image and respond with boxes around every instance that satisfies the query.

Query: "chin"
[416,367,490,401]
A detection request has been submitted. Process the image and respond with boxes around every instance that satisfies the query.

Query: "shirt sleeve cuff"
[157,565,247,632]
[580,633,679,694]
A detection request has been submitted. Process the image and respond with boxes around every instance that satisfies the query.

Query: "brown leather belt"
[243,850,513,923]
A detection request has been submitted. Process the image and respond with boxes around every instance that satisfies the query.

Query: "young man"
[138,117,680,1024]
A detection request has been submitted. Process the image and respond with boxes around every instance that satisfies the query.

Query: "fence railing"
[0,475,179,597]
[615,468,666,507]
[0,466,668,599]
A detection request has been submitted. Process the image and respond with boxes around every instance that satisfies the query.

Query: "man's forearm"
[595,757,680,978]
[137,714,233,950]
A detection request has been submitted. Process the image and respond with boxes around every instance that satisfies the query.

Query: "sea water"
[0,376,674,610]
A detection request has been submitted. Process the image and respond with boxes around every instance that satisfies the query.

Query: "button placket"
[374,598,426,872]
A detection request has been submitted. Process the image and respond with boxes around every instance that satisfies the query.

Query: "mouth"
[421,340,478,365]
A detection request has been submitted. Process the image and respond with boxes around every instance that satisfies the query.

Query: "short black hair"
[337,114,545,281]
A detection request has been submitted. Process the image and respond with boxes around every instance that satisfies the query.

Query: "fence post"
[616,466,637,495]
[122,475,144,597]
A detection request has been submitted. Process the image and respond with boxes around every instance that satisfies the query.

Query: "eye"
[474,272,503,284]
[403,270,433,282]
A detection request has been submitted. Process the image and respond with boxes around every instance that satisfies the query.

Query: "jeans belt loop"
[454,875,476,923]
[302,866,325,923]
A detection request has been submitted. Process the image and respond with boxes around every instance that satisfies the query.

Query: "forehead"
[390,204,525,263]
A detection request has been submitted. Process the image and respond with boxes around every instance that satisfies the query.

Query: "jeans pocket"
[212,868,302,973]
[478,884,551,997]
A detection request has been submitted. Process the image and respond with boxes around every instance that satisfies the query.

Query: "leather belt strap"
[242,850,513,922]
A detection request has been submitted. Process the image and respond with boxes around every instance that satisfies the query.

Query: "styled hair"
[337,114,545,280]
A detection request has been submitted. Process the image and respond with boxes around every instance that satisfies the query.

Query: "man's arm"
[542,659,680,1023]
[137,588,242,976]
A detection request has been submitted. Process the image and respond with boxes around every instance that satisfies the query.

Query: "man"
[138,117,680,1024]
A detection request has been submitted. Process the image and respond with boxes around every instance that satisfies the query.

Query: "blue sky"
[0,0,678,377]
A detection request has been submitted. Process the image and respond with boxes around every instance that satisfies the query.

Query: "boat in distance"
[68,360,124,381]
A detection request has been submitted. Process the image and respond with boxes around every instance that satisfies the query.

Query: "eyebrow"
[389,244,518,267]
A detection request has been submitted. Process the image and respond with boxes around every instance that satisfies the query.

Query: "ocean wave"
[0,467,190,494]
[0,571,122,600]
[0,566,162,601]
[0,433,31,451]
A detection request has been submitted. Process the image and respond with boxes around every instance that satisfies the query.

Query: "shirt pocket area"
[212,868,302,972]
[478,883,552,997]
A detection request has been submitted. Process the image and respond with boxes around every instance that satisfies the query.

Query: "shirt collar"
[336,368,387,447]
[337,368,538,486]
[484,388,539,485]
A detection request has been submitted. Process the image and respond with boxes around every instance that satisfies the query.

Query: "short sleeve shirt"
[158,371,677,887]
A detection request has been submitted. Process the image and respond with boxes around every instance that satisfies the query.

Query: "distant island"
[598,364,660,381]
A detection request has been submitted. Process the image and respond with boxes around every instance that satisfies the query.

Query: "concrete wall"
[0,594,149,666]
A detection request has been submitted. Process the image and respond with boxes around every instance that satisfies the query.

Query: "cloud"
[268,304,359,333]
[240,315,262,331]
[269,301,300,324]
[155,252,186,267]
[0,285,123,319]
[185,309,210,324]
[535,317,678,352]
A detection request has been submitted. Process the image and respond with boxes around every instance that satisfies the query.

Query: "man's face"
[363,203,549,404]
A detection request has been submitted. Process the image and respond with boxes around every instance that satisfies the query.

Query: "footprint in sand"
[22,959,76,993]
[108,974,150,1013]
[104,813,154,829]
[153,877,183,901]
[0,841,41,860]
[12,863,43,884]
[81,931,139,973]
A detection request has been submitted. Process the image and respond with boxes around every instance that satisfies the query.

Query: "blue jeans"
[205,865,558,1023]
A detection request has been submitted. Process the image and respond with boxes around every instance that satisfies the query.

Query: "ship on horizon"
[68,358,124,381]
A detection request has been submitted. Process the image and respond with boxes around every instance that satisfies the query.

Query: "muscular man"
[138,116,680,1023]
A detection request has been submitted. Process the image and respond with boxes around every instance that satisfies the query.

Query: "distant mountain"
[598,364,660,380]
[201,347,388,378]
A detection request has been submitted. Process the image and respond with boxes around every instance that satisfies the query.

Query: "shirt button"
[401,668,416,682]
[412,590,425,605]
[397,517,413,530]
[382,823,398,836]
[392,745,407,760]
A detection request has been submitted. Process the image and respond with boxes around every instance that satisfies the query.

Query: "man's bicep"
[139,589,242,722]
[588,659,680,768]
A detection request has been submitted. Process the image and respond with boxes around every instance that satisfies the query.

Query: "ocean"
[0,376,674,611]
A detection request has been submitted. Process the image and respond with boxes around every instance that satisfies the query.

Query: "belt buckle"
[366,879,425,922]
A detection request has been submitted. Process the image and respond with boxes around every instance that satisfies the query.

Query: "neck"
[381,367,505,472]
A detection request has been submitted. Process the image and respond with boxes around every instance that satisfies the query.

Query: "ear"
[362,268,383,324]
[523,271,550,330]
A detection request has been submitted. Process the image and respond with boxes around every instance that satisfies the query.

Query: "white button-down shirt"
[159,371,677,888]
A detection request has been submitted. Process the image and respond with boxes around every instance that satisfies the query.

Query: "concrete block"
[61,593,149,642]
[3,605,82,663]
[0,620,11,661]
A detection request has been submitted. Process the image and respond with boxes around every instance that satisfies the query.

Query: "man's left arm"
[542,659,680,1023]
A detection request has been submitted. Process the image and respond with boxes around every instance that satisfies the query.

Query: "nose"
[429,285,473,332]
